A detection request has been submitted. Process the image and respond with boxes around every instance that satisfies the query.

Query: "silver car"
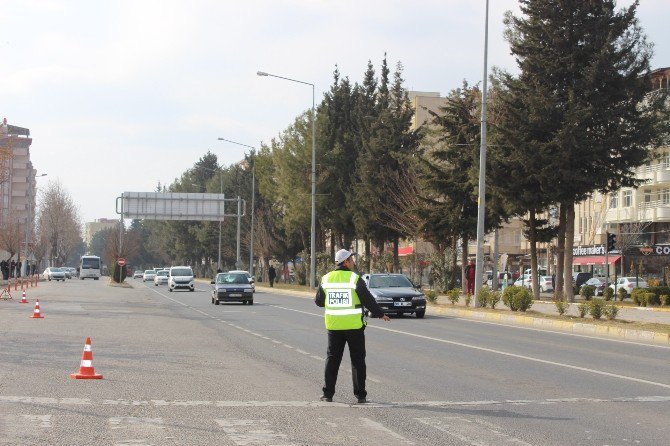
[43,267,66,282]
[154,270,169,286]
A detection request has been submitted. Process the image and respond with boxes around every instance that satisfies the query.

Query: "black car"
[362,273,427,318]
[211,272,254,305]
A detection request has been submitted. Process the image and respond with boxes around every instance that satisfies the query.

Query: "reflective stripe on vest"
[322,270,363,330]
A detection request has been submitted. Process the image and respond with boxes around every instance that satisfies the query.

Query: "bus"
[79,255,102,280]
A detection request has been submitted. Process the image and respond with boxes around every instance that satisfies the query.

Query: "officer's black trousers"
[323,328,366,399]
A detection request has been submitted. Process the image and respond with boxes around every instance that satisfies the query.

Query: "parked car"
[486,271,513,288]
[143,270,156,282]
[513,277,532,288]
[228,270,255,292]
[572,272,593,289]
[211,272,254,305]
[361,273,427,318]
[609,277,649,295]
[62,268,72,279]
[154,270,169,286]
[133,271,144,279]
[168,266,194,292]
[43,267,66,282]
[580,277,607,296]
[539,276,554,293]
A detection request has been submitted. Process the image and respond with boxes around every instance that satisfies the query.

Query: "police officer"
[315,249,390,404]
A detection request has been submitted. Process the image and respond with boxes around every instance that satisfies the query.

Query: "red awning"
[398,246,414,256]
[572,255,620,266]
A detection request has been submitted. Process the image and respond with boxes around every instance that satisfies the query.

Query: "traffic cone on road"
[19,290,28,304]
[30,299,44,318]
[70,337,103,379]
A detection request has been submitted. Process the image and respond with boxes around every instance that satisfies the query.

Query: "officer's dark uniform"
[314,264,386,401]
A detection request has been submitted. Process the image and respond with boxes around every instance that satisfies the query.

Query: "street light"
[474,0,490,306]
[218,137,256,279]
[257,70,317,289]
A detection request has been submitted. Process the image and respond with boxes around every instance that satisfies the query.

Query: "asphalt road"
[1,278,669,445]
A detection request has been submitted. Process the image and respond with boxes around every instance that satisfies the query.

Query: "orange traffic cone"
[70,337,103,379]
[19,290,28,304]
[30,299,44,318]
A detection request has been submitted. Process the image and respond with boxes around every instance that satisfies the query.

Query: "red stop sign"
[117,258,126,266]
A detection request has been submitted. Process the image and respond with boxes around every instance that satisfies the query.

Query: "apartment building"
[0,118,38,268]
[84,218,119,247]
[573,67,670,279]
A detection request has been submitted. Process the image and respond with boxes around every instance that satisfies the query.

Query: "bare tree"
[0,218,22,260]
[35,181,82,266]
[615,221,652,276]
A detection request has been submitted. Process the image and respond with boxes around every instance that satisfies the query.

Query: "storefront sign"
[573,244,605,256]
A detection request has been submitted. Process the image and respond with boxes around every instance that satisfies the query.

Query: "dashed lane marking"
[146,286,382,383]
[416,416,534,446]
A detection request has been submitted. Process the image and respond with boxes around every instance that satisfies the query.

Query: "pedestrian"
[10,259,16,279]
[465,260,475,295]
[268,265,276,287]
[314,249,390,404]
[16,261,21,278]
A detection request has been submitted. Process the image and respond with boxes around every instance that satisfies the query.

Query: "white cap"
[335,249,356,264]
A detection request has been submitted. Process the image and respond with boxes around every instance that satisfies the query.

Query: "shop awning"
[572,255,620,266]
[398,246,414,256]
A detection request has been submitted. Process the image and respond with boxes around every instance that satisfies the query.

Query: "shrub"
[580,285,595,301]
[589,298,605,320]
[603,304,619,320]
[617,287,628,301]
[489,291,501,309]
[502,286,533,312]
[648,278,661,287]
[447,289,460,305]
[644,287,664,306]
[644,292,656,307]
[476,287,490,307]
[631,288,647,306]
[603,287,614,301]
[464,294,472,307]
[577,302,589,318]
[661,295,669,307]
[555,299,568,316]
[425,290,437,304]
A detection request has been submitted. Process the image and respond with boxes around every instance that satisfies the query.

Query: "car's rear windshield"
[171,268,193,276]
[51,268,62,272]
[368,275,413,288]
[156,271,167,276]
[144,270,154,274]
[217,273,249,284]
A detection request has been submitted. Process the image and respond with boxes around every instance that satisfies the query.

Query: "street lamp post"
[218,138,257,278]
[257,70,316,289]
[474,0,490,306]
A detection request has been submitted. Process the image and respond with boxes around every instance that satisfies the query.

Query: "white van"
[168,266,194,292]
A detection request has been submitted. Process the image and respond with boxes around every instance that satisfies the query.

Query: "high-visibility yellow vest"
[321,270,364,330]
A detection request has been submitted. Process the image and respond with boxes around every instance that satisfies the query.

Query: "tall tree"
[502,0,667,301]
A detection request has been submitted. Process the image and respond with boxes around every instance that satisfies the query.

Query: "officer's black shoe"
[320,395,332,402]
[356,397,368,404]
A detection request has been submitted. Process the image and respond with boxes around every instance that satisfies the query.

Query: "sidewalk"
[433,294,670,325]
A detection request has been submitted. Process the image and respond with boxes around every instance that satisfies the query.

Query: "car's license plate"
[394,302,412,307]
[229,293,242,297]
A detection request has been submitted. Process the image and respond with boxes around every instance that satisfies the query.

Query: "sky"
[1,0,669,225]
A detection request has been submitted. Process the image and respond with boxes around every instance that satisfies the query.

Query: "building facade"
[0,118,38,272]
[84,218,119,247]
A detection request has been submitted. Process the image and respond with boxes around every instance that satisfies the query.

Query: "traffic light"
[606,232,617,252]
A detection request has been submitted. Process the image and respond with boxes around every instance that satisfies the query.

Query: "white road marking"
[416,416,534,446]
[214,418,295,445]
[268,304,670,390]
[2,395,669,408]
[360,417,415,445]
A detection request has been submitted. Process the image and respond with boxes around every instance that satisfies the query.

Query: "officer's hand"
[380,315,391,322]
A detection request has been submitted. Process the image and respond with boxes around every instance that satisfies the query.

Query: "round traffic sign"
[117,258,126,266]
